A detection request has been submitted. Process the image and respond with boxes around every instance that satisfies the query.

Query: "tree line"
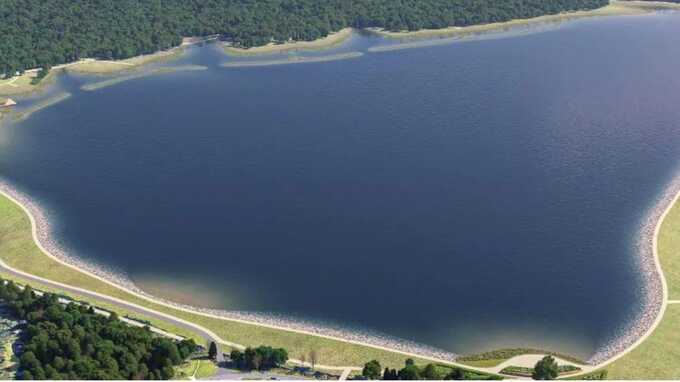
[363,356,607,380]
[0,279,197,380]
[229,346,288,371]
[362,358,501,380]
[1,0,609,75]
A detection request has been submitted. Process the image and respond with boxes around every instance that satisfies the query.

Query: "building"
[0,98,17,108]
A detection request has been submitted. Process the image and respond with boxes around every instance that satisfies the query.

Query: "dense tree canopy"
[381,359,497,380]
[229,346,288,371]
[0,279,197,380]
[363,359,383,379]
[0,0,609,75]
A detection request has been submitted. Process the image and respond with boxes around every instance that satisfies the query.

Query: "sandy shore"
[221,52,363,68]
[65,36,215,75]
[223,28,354,56]
[64,50,185,75]
[367,1,677,41]
[81,65,207,91]
[12,92,72,122]
[0,35,214,97]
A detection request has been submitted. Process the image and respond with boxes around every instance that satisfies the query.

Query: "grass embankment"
[0,70,57,97]
[500,365,580,378]
[458,349,585,368]
[602,191,680,379]
[434,364,502,380]
[175,358,218,380]
[194,359,218,379]
[223,28,353,56]
[0,194,445,369]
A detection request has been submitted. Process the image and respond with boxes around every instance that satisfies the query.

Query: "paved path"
[1,184,678,379]
[0,259,225,362]
[486,354,591,378]
[339,368,353,380]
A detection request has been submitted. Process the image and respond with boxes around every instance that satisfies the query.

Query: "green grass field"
[457,348,585,369]
[4,169,680,378]
[0,193,445,369]
[605,306,680,379]
[174,358,218,380]
[602,192,680,379]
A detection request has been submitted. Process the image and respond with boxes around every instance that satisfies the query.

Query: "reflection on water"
[1,12,680,358]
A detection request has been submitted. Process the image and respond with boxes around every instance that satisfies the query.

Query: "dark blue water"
[2,13,680,358]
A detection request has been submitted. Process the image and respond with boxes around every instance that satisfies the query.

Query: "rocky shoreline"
[1,169,675,366]
[0,179,458,363]
[586,173,678,365]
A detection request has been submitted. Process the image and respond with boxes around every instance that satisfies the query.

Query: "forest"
[0,0,610,75]
[0,279,197,380]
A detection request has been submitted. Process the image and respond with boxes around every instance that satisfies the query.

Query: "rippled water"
[2,12,680,358]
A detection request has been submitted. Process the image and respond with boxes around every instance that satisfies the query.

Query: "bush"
[363,360,382,379]
[230,346,288,371]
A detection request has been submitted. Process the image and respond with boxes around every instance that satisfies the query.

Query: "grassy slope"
[195,360,218,379]
[605,306,680,379]
[460,359,507,368]
[0,71,56,97]
[0,194,434,369]
[175,359,218,380]
[604,194,680,379]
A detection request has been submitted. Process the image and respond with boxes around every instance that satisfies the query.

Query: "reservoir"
[2,12,680,360]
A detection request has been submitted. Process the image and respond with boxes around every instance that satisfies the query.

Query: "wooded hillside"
[0,0,609,75]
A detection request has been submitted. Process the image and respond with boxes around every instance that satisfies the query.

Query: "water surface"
[2,13,680,358]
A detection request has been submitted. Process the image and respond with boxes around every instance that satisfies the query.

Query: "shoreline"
[0,70,59,98]
[0,162,676,371]
[3,1,678,97]
[0,35,215,97]
[223,28,354,56]
[0,179,460,365]
[12,92,72,122]
[59,36,215,75]
[0,5,678,370]
[584,170,680,369]
[221,52,363,68]
[81,65,208,92]
[366,1,679,41]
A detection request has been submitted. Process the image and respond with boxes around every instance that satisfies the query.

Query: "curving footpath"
[485,354,589,375]
[0,182,677,379]
[0,187,502,376]
[0,258,226,363]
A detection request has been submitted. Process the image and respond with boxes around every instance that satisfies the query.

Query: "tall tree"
[532,356,559,380]
[208,341,218,360]
[362,360,382,379]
